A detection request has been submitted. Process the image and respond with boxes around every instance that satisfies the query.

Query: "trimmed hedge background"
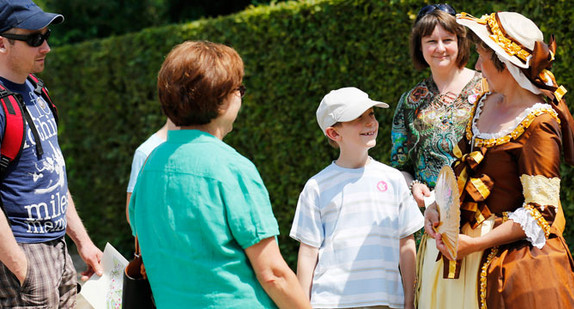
[42,0,574,267]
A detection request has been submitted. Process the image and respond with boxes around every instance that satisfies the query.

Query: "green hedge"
[42,0,574,267]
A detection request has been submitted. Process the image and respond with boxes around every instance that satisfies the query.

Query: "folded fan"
[434,165,461,260]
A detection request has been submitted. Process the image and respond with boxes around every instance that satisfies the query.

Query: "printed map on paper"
[80,243,128,309]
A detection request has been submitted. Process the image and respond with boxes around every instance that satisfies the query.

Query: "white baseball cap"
[316,87,389,134]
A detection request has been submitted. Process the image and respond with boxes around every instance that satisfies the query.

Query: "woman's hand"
[436,233,478,261]
[423,202,440,237]
[411,183,431,207]
[456,234,478,259]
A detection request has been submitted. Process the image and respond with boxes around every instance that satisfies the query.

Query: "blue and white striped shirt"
[290,159,424,308]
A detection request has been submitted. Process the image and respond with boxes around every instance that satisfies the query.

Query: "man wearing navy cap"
[0,1,102,307]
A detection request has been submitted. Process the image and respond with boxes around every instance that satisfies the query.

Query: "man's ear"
[325,126,341,142]
[0,37,8,53]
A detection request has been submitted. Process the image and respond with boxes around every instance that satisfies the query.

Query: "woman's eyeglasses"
[415,4,456,23]
[236,85,246,98]
[1,29,51,47]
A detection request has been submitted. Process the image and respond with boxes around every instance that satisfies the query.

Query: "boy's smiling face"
[333,108,379,150]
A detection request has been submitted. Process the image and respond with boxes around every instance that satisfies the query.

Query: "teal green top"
[129,130,279,308]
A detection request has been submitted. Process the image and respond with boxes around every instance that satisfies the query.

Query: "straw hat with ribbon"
[457,12,574,165]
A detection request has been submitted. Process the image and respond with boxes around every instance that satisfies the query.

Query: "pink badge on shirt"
[377,181,388,192]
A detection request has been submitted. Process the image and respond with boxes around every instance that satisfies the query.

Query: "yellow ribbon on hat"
[485,13,532,62]
[458,12,531,63]
[541,69,568,101]
[459,12,568,100]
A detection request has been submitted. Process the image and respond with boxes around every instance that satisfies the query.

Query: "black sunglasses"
[1,29,51,47]
[415,4,456,23]
[236,85,246,98]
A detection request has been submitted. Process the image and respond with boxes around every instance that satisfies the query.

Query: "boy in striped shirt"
[290,87,423,309]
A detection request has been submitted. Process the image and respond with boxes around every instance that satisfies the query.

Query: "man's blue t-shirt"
[0,77,68,243]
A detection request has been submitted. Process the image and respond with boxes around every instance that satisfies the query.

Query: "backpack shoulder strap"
[27,74,58,125]
[0,84,26,174]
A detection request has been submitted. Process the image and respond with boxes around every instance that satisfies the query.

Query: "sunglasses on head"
[415,3,456,23]
[1,29,51,47]
[236,84,246,98]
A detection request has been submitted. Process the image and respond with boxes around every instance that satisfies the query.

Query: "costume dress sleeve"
[507,114,562,248]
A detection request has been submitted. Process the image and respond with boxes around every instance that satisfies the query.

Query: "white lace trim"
[471,94,552,139]
[520,174,560,211]
[508,205,547,249]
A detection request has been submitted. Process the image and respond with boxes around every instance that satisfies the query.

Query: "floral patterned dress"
[391,72,483,188]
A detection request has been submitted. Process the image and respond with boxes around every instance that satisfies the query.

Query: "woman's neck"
[476,85,544,134]
[155,119,178,141]
[180,123,226,140]
[495,80,543,108]
[431,67,470,94]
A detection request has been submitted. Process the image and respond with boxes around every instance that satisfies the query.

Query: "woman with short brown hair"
[391,5,483,203]
[130,40,311,309]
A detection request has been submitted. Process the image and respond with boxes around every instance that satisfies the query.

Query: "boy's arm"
[399,234,416,309]
[296,242,319,300]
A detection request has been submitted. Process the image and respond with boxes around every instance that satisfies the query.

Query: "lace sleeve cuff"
[520,174,560,211]
[508,204,551,249]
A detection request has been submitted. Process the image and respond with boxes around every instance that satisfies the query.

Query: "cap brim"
[18,12,64,31]
[337,99,389,123]
[457,16,528,69]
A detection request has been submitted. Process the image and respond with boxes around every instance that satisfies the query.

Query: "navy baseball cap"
[0,0,64,34]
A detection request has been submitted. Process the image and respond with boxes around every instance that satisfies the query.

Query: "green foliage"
[41,0,288,46]
[42,0,574,266]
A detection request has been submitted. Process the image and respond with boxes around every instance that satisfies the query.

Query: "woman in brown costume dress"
[423,11,574,309]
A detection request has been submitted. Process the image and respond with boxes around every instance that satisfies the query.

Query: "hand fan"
[434,165,461,260]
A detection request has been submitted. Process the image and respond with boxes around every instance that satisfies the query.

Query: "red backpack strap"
[27,74,58,124]
[0,84,26,173]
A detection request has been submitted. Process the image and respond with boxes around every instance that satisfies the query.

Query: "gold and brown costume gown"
[418,93,574,308]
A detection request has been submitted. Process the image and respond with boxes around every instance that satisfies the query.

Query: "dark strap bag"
[122,237,155,309]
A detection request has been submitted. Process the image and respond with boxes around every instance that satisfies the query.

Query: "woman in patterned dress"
[423,11,574,308]
[391,4,483,206]
[391,6,484,307]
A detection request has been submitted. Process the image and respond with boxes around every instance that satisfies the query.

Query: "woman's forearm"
[246,237,312,308]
